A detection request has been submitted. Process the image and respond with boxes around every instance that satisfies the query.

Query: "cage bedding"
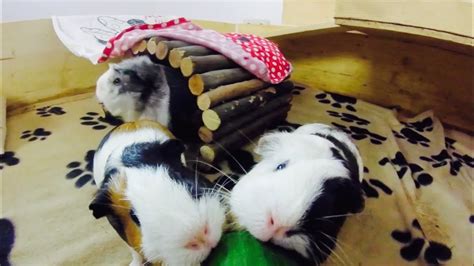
[1,86,473,265]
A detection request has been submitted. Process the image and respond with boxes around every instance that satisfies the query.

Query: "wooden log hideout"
[131,37,294,163]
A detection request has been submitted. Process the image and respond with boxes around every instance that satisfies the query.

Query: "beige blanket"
[2,86,472,265]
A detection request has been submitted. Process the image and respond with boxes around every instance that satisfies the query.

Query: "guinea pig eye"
[275,160,288,171]
[112,78,121,85]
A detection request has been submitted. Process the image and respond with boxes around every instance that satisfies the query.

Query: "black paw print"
[420,149,473,176]
[408,163,433,188]
[274,120,302,132]
[332,122,387,145]
[327,111,370,126]
[0,218,15,266]
[36,106,66,117]
[315,92,357,112]
[20,128,51,142]
[80,112,122,130]
[66,150,95,188]
[393,127,430,147]
[401,117,433,133]
[0,151,20,170]
[292,85,305,95]
[391,220,452,264]
[445,137,456,150]
[379,151,409,179]
[361,178,393,198]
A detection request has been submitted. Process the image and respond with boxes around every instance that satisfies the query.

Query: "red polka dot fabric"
[99,18,292,84]
[224,33,291,83]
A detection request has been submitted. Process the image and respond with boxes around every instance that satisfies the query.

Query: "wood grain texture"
[274,31,474,132]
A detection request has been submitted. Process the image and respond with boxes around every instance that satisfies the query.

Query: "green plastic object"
[203,231,302,266]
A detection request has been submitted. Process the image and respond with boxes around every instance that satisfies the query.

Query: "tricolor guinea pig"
[229,123,365,264]
[89,120,226,266]
[95,56,198,140]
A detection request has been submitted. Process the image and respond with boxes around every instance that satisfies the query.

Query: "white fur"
[95,56,170,125]
[93,127,170,186]
[125,166,225,266]
[294,123,364,182]
[93,126,226,266]
[230,159,348,257]
[230,123,363,258]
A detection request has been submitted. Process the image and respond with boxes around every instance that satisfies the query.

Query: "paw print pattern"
[445,137,456,150]
[391,219,452,264]
[361,178,393,198]
[0,151,20,170]
[327,111,370,126]
[80,112,122,130]
[361,167,393,198]
[0,218,15,266]
[408,163,433,188]
[36,106,66,117]
[420,149,474,176]
[292,85,305,95]
[315,92,357,112]
[66,150,95,188]
[332,122,387,145]
[379,152,409,179]
[393,127,430,147]
[402,117,433,133]
[20,128,51,142]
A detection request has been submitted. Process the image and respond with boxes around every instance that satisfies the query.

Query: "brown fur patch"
[113,120,175,138]
[107,176,143,257]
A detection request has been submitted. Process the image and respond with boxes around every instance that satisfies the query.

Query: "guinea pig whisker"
[194,160,199,199]
[318,231,353,266]
[318,239,349,266]
[236,129,257,149]
[211,140,248,174]
[187,160,237,184]
[306,238,325,265]
[319,213,365,219]
[319,230,357,257]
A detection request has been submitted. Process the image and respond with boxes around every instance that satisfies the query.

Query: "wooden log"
[131,39,148,55]
[146,37,168,55]
[181,55,236,77]
[156,40,191,60]
[199,103,291,143]
[168,45,215,68]
[202,86,294,131]
[200,108,289,162]
[188,68,253,96]
[197,79,294,111]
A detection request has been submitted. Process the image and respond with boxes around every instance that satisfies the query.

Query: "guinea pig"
[95,56,198,141]
[229,123,365,264]
[89,120,226,266]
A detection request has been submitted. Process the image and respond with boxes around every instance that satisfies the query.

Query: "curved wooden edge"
[336,18,474,49]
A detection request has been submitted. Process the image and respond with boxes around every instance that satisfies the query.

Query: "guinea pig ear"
[88,190,112,219]
[255,133,282,157]
[327,177,365,214]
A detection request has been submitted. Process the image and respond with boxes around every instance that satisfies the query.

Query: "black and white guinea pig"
[89,120,226,266]
[230,123,365,264]
[96,56,198,140]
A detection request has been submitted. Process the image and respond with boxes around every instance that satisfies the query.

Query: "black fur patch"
[313,133,360,183]
[121,140,213,199]
[297,177,364,264]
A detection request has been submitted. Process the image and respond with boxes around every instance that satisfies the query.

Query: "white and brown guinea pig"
[95,56,198,140]
[89,120,226,266]
[230,123,365,264]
